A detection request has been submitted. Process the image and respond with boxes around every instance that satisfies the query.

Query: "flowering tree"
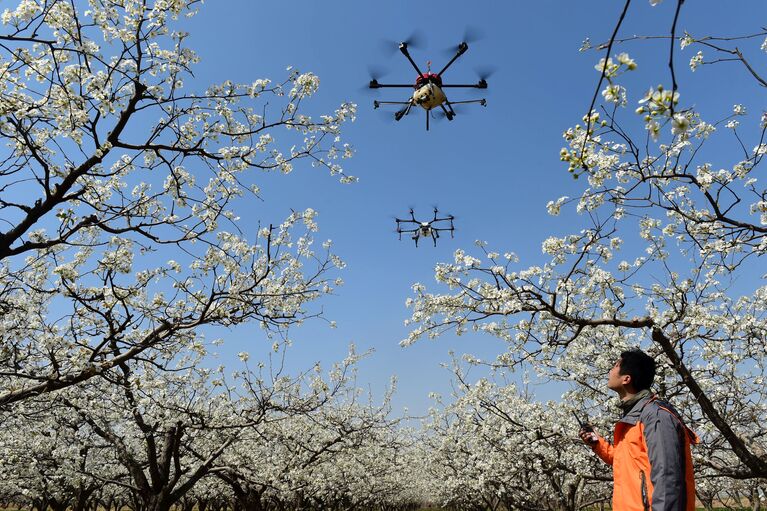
[404,0,767,482]
[0,349,416,511]
[0,395,122,511]
[306,427,429,511]
[212,349,399,511]
[0,0,355,407]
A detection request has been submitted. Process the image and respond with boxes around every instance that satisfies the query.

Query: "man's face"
[607,358,630,392]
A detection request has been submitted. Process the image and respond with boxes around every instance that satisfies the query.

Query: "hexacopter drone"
[370,39,488,130]
[396,208,455,247]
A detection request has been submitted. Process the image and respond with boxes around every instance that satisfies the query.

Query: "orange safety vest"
[592,396,699,511]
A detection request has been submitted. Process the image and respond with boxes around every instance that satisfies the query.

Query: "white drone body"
[413,82,446,110]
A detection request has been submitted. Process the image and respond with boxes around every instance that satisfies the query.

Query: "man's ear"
[622,373,632,385]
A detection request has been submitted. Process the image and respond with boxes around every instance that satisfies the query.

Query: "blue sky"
[176,0,766,415]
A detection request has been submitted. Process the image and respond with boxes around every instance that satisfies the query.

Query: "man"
[580,349,698,511]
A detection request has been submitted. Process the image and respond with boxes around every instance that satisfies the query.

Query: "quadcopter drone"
[370,39,488,130]
[396,208,455,247]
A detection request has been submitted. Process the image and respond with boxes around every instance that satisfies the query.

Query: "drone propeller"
[362,65,390,93]
[372,106,396,123]
[475,64,497,84]
[442,27,485,56]
[380,31,426,56]
[394,105,412,121]
[369,65,389,81]
[476,64,496,80]
[462,26,485,44]
[431,110,448,122]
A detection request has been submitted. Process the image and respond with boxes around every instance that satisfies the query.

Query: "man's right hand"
[579,426,599,445]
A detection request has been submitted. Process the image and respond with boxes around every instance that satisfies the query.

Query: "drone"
[396,208,455,247]
[370,39,488,130]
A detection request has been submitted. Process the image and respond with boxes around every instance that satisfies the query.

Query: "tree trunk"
[32,497,49,511]
[137,493,174,511]
[653,327,767,477]
[72,485,97,511]
[179,497,195,511]
[49,497,71,511]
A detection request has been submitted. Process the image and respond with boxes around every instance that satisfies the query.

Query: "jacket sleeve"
[644,407,686,511]
[592,436,614,466]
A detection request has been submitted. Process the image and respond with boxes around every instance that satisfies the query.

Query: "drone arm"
[437,42,468,77]
[441,83,488,88]
[399,44,425,75]
[447,98,487,106]
[369,83,417,88]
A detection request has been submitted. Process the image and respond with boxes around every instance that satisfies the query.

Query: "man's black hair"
[618,349,656,391]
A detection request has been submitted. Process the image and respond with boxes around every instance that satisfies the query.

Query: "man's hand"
[579,426,599,445]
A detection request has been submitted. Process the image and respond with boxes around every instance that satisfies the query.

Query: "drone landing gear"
[429,224,441,247]
[427,103,456,130]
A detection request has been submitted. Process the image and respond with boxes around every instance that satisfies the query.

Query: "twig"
[668,0,685,118]
[580,0,632,174]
